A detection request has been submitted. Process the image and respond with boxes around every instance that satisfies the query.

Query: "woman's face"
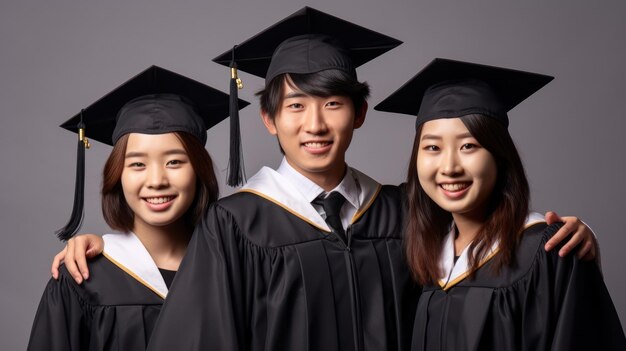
[121,133,197,231]
[416,118,497,219]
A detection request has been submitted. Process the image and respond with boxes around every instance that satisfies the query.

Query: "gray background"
[1,0,624,348]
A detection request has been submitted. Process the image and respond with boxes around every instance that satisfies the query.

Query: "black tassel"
[227,46,245,186]
[55,115,88,241]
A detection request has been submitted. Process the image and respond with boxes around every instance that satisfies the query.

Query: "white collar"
[276,157,360,210]
[276,157,325,203]
[102,232,167,299]
[438,212,545,290]
[241,162,381,232]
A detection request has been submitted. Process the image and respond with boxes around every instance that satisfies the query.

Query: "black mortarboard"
[213,6,403,81]
[56,65,250,241]
[374,58,554,128]
[61,66,249,145]
[212,6,402,186]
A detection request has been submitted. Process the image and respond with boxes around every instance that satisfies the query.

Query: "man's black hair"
[257,69,370,119]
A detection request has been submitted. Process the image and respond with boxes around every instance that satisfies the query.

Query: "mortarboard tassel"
[55,111,90,241]
[227,46,246,187]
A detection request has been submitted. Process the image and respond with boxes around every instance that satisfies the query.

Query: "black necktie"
[317,192,347,244]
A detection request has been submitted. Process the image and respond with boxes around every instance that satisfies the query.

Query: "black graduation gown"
[412,220,626,351]
[28,234,170,351]
[147,167,419,351]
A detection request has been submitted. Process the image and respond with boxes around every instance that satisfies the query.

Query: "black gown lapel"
[295,240,340,350]
[449,288,493,351]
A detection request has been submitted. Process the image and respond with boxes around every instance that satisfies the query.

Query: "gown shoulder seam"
[58,267,95,310]
[505,223,564,286]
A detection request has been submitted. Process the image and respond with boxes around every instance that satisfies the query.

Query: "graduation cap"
[374,58,554,128]
[56,65,250,241]
[212,6,402,186]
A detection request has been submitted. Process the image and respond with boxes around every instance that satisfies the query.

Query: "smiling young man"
[143,8,421,351]
[260,73,368,191]
[261,77,369,191]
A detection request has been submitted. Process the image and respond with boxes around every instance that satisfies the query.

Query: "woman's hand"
[544,211,597,261]
[51,234,104,284]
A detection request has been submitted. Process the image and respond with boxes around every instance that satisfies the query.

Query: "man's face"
[262,80,365,185]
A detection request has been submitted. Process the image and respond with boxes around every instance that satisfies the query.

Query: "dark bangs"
[257,69,370,118]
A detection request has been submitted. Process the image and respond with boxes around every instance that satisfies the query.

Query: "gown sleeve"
[522,225,625,350]
[27,269,88,351]
[147,204,247,351]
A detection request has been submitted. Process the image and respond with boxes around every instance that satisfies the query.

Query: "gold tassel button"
[78,128,91,149]
[231,68,244,89]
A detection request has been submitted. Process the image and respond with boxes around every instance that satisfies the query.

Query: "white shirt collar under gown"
[241,157,382,233]
[438,212,545,290]
[102,232,168,299]
[276,158,362,230]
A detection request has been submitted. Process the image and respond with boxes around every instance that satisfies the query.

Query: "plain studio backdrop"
[1,0,624,348]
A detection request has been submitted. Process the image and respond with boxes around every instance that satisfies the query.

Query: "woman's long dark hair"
[405,114,530,285]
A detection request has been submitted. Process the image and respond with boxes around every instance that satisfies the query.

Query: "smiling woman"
[106,133,203,260]
[27,66,247,351]
[106,133,197,233]
[375,58,626,350]
[416,117,498,223]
